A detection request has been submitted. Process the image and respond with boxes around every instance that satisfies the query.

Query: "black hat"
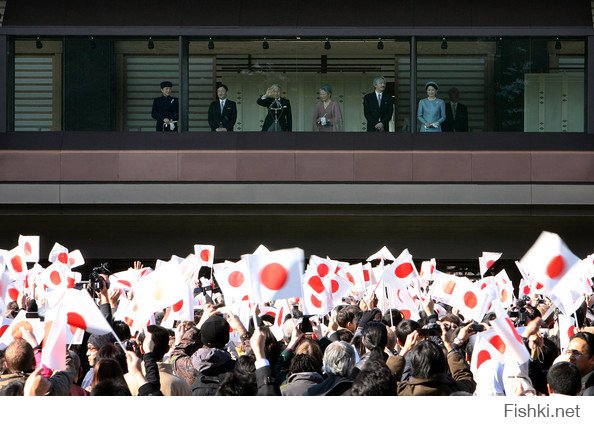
[200,315,230,349]
[160,81,173,89]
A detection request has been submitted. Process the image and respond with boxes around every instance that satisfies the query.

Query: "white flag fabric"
[0,310,45,350]
[66,249,85,269]
[0,316,12,339]
[491,303,530,365]
[302,265,332,316]
[6,246,28,277]
[340,263,366,300]
[448,277,490,323]
[391,249,419,282]
[470,329,506,376]
[48,242,69,264]
[18,235,40,263]
[109,268,142,292]
[194,244,215,268]
[366,246,396,262]
[419,258,437,282]
[492,269,515,307]
[246,247,304,303]
[214,260,251,305]
[60,289,114,336]
[479,252,502,278]
[557,314,576,353]
[40,306,67,371]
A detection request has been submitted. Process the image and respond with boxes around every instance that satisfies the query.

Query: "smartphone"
[300,315,313,333]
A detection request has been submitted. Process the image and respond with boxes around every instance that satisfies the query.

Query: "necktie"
[220,100,225,113]
[452,103,457,119]
[377,93,382,106]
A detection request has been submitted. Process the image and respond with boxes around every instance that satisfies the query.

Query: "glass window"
[415,37,585,133]
[188,38,410,132]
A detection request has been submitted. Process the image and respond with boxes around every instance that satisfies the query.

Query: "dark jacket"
[257,96,292,131]
[281,371,324,396]
[151,95,179,131]
[393,350,476,396]
[363,91,394,132]
[442,101,469,132]
[208,98,237,131]
[179,347,235,396]
[305,373,354,396]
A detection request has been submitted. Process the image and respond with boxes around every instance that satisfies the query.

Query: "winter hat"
[200,315,230,349]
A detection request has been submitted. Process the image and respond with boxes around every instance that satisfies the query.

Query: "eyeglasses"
[564,349,588,358]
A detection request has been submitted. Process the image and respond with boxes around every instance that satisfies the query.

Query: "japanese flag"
[245,247,304,303]
[429,271,459,305]
[366,246,396,262]
[493,269,515,308]
[214,260,251,305]
[419,258,437,282]
[60,289,114,336]
[6,246,28,277]
[252,245,270,255]
[109,268,142,292]
[339,263,366,300]
[134,264,190,321]
[381,263,420,320]
[0,316,12,339]
[491,303,530,365]
[18,235,40,263]
[40,262,70,289]
[302,265,332,316]
[519,231,580,294]
[470,329,506,376]
[479,252,502,278]
[48,242,69,265]
[362,262,376,288]
[448,277,490,323]
[308,255,338,281]
[194,244,215,268]
[391,249,419,283]
[66,249,85,269]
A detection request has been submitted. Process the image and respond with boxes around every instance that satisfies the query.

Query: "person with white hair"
[304,341,356,395]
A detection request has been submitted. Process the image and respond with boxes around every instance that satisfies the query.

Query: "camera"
[470,322,485,333]
[300,315,313,333]
[123,339,136,352]
[418,323,441,337]
[89,263,111,292]
[508,296,535,325]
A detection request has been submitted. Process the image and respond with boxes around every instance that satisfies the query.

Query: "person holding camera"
[312,85,343,132]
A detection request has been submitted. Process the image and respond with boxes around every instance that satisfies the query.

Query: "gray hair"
[372,76,386,86]
[323,341,356,377]
[282,318,299,342]
[270,84,281,90]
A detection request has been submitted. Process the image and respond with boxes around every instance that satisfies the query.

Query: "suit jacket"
[442,101,469,132]
[257,96,292,131]
[208,98,237,131]
[151,95,179,131]
[363,91,394,132]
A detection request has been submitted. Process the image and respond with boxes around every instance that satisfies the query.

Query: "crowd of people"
[153,77,469,133]
[1,263,593,397]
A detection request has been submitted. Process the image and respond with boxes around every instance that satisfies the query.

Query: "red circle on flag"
[463,291,477,308]
[505,318,524,343]
[480,283,487,290]
[118,280,132,288]
[0,324,8,338]
[317,264,329,277]
[308,275,324,294]
[24,242,32,256]
[260,263,288,291]
[11,321,33,339]
[443,280,456,295]
[69,257,76,266]
[311,294,322,309]
[346,273,355,284]
[363,270,370,282]
[568,325,576,339]
[67,312,87,330]
[173,300,183,312]
[58,252,68,264]
[523,285,530,295]
[50,271,61,285]
[331,279,339,293]
[8,288,19,301]
[430,265,435,274]
[477,349,492,370]
[401,310,411,319]
[535,282,544,290]
[486,260,495,269]
[489,335,506,354]
[67,277,75,288]
[228,271,244,288]
[395,263,413,279]
[546,255,565,279]
[500,289,508,302]
[11,256,23,273]
[200,250,211,262]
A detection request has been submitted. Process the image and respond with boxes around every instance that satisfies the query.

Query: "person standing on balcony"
[312,85,343,132]
[208,84,237,132]
[442,87,469,132]
[363,76,393,132]
[257,84,292,131]
[151,81,179,132]
[417,81,446,132]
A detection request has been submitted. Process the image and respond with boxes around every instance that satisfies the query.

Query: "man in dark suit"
[257,84,292,131]
[151,81,179,132]
[442,87,469,132]
[208,84,237,132]
[363,76,394,132]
